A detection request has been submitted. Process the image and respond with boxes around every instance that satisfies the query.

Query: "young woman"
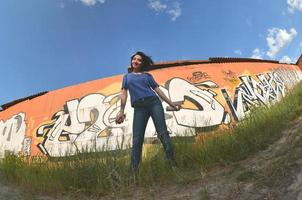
[115,51,180,171]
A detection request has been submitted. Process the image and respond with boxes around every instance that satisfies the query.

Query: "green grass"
[1,81,302,198]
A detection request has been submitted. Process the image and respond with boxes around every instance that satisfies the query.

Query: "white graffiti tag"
[274,67,302,88]
[221,72,287,121]
[37,94,134,157]
[0,113,26,157]
[167,78,230,128]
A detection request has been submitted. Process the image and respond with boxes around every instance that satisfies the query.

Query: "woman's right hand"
[115,111,126,124]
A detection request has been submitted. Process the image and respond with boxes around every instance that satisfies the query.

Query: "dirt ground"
[0,173,30,200]
[1,116,302,200]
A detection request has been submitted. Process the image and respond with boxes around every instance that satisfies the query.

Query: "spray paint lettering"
[167,78,230,128]
[37,78,230,157]
[36,94,133,157]
[187,71,210,83]
[274,67,302,88]
[23,137,31,156]
[222,69,239,85]
[221,72,286,121]
[0,113,26,157]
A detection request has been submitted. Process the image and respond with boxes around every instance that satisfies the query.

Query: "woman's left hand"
[170,102,181,111]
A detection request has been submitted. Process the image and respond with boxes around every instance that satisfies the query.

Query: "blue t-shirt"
[122,72,159,106]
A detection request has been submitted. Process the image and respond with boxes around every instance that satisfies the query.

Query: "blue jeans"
[131,96,176,170]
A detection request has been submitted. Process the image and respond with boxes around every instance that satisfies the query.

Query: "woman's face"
[131,54,143,71]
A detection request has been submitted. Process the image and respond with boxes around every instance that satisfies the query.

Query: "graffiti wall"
[1,59,302,157]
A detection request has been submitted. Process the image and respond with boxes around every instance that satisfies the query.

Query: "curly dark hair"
[128,51,154,73]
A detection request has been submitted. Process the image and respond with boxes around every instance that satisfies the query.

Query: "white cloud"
[148,0,182,21]
[279,55,293,63]
[251,48,264,59]
[76,0,105,6]
[266,28,297,58]
[148,0,167,12]
[234,49,242,56]
[167,2,181,21]
[287,0,302,13]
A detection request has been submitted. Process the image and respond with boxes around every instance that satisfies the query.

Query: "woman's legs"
[150,98,176,166]
[131,106,150,171]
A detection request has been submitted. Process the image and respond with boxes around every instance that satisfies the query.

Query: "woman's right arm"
[120,88,128,114]
[115,88,128,124]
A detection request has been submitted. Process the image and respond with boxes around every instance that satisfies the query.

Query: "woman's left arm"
[154,87,179,109]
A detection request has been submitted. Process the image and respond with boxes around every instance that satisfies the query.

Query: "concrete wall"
[1,61,302,157]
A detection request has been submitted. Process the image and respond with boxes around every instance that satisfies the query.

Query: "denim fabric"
[131,96,176,170]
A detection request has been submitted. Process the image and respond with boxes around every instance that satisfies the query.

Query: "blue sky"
[1,0,302,106]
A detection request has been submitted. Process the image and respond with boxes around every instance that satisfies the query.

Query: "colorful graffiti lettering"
[187,71,210,83]
[0,113,26,157]
[37,78,232,157]
[222,69,238,85]
[36,94,133,157]
[36,70,302,157]
[221,72,285,121]
[274,67,302,88]
[167,78,230,127]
